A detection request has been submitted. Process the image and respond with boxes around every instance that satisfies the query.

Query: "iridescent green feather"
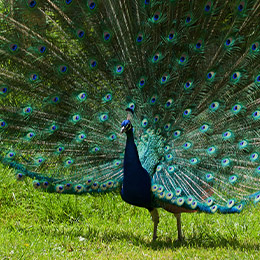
[0,0,260,214]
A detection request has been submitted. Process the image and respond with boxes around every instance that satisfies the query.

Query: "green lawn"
[0,166,259,260]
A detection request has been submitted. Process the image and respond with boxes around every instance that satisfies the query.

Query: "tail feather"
[0,0,259,212]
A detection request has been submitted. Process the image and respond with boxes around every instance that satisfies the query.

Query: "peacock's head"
[120,120,133,134]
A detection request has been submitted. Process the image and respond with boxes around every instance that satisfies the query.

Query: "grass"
[0,166,259,259]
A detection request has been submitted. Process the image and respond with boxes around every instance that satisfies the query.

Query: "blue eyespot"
[183,108,192,117]
[100,113,109,122]
[139,79,145,87]
[6,152,15,159]
[207,146,217,155]
[167,30,176,42]
[9,43,18,52]
[153,55,159,62]
[205,5,211,11]
[141,118,148,127]
[16,173,24,180]
[164,123,171,131]
[52,96,59,103]
[65,159,73,166]
[180,56,185,63]
[229,175,238,184]
[152,11,161,23]
[28,0,37,8]
[225,37,234,47]
[186,16,191,23]
[115,65,124,74]
[209,101,220,111]
[30,73,39,81]
[154,14,159,21]
[103,32,111,41]
[57,146,64,153]
[51,124,57,131]
[77,30,85,38]
[166,153,173,161]
[127,103,135,111]
[60,65,67,73]
[39,46,46,53]
[88,1,96,10]
[232,104,242,114]
[183,142,192,149]
[250,152,259,162]
[165,99,173,109]
[154,115,159,123]
[23,106,33,115]
[0,119,7,129]
[169,33,174,40]
[77,92,87,101]
[173,130,181,138]
[206,173,214,182]
[238,4,243,11]
[196,42,201,49]
[0,86,8,95]
[222,158,231,167]
[185,80,193,89]
[137,33,143,43]
[190,158,199,165]
[72,114,81,122]
[160,73,169,84]
[103,93,112,102]
[91,60,97,67]
[33,181,41,189]
[231,71,241,82]
[252,110,260,120]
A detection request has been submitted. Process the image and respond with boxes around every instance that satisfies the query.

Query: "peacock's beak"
[120,126,126,133]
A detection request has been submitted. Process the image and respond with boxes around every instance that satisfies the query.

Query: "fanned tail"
[0,1,259,213]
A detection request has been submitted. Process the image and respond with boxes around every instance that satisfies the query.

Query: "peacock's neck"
[124,130,142,171]
[126,129,135,142]
[121,129,153,209]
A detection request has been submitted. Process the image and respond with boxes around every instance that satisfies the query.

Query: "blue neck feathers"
[120,130,153,210]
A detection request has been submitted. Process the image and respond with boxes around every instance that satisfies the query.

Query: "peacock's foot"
[152,235,158,242]
[177,234,184,242]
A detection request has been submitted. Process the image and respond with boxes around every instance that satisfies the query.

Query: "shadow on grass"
[100,230,260,251]
[35,222,260,251]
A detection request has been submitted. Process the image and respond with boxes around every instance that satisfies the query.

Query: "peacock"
[0,0,260,242]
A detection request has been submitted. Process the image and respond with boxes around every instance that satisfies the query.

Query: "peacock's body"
[0,0,260,241]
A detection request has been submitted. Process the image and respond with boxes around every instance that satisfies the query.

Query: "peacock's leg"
[174,213,183,241]
[150,208,159,241]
